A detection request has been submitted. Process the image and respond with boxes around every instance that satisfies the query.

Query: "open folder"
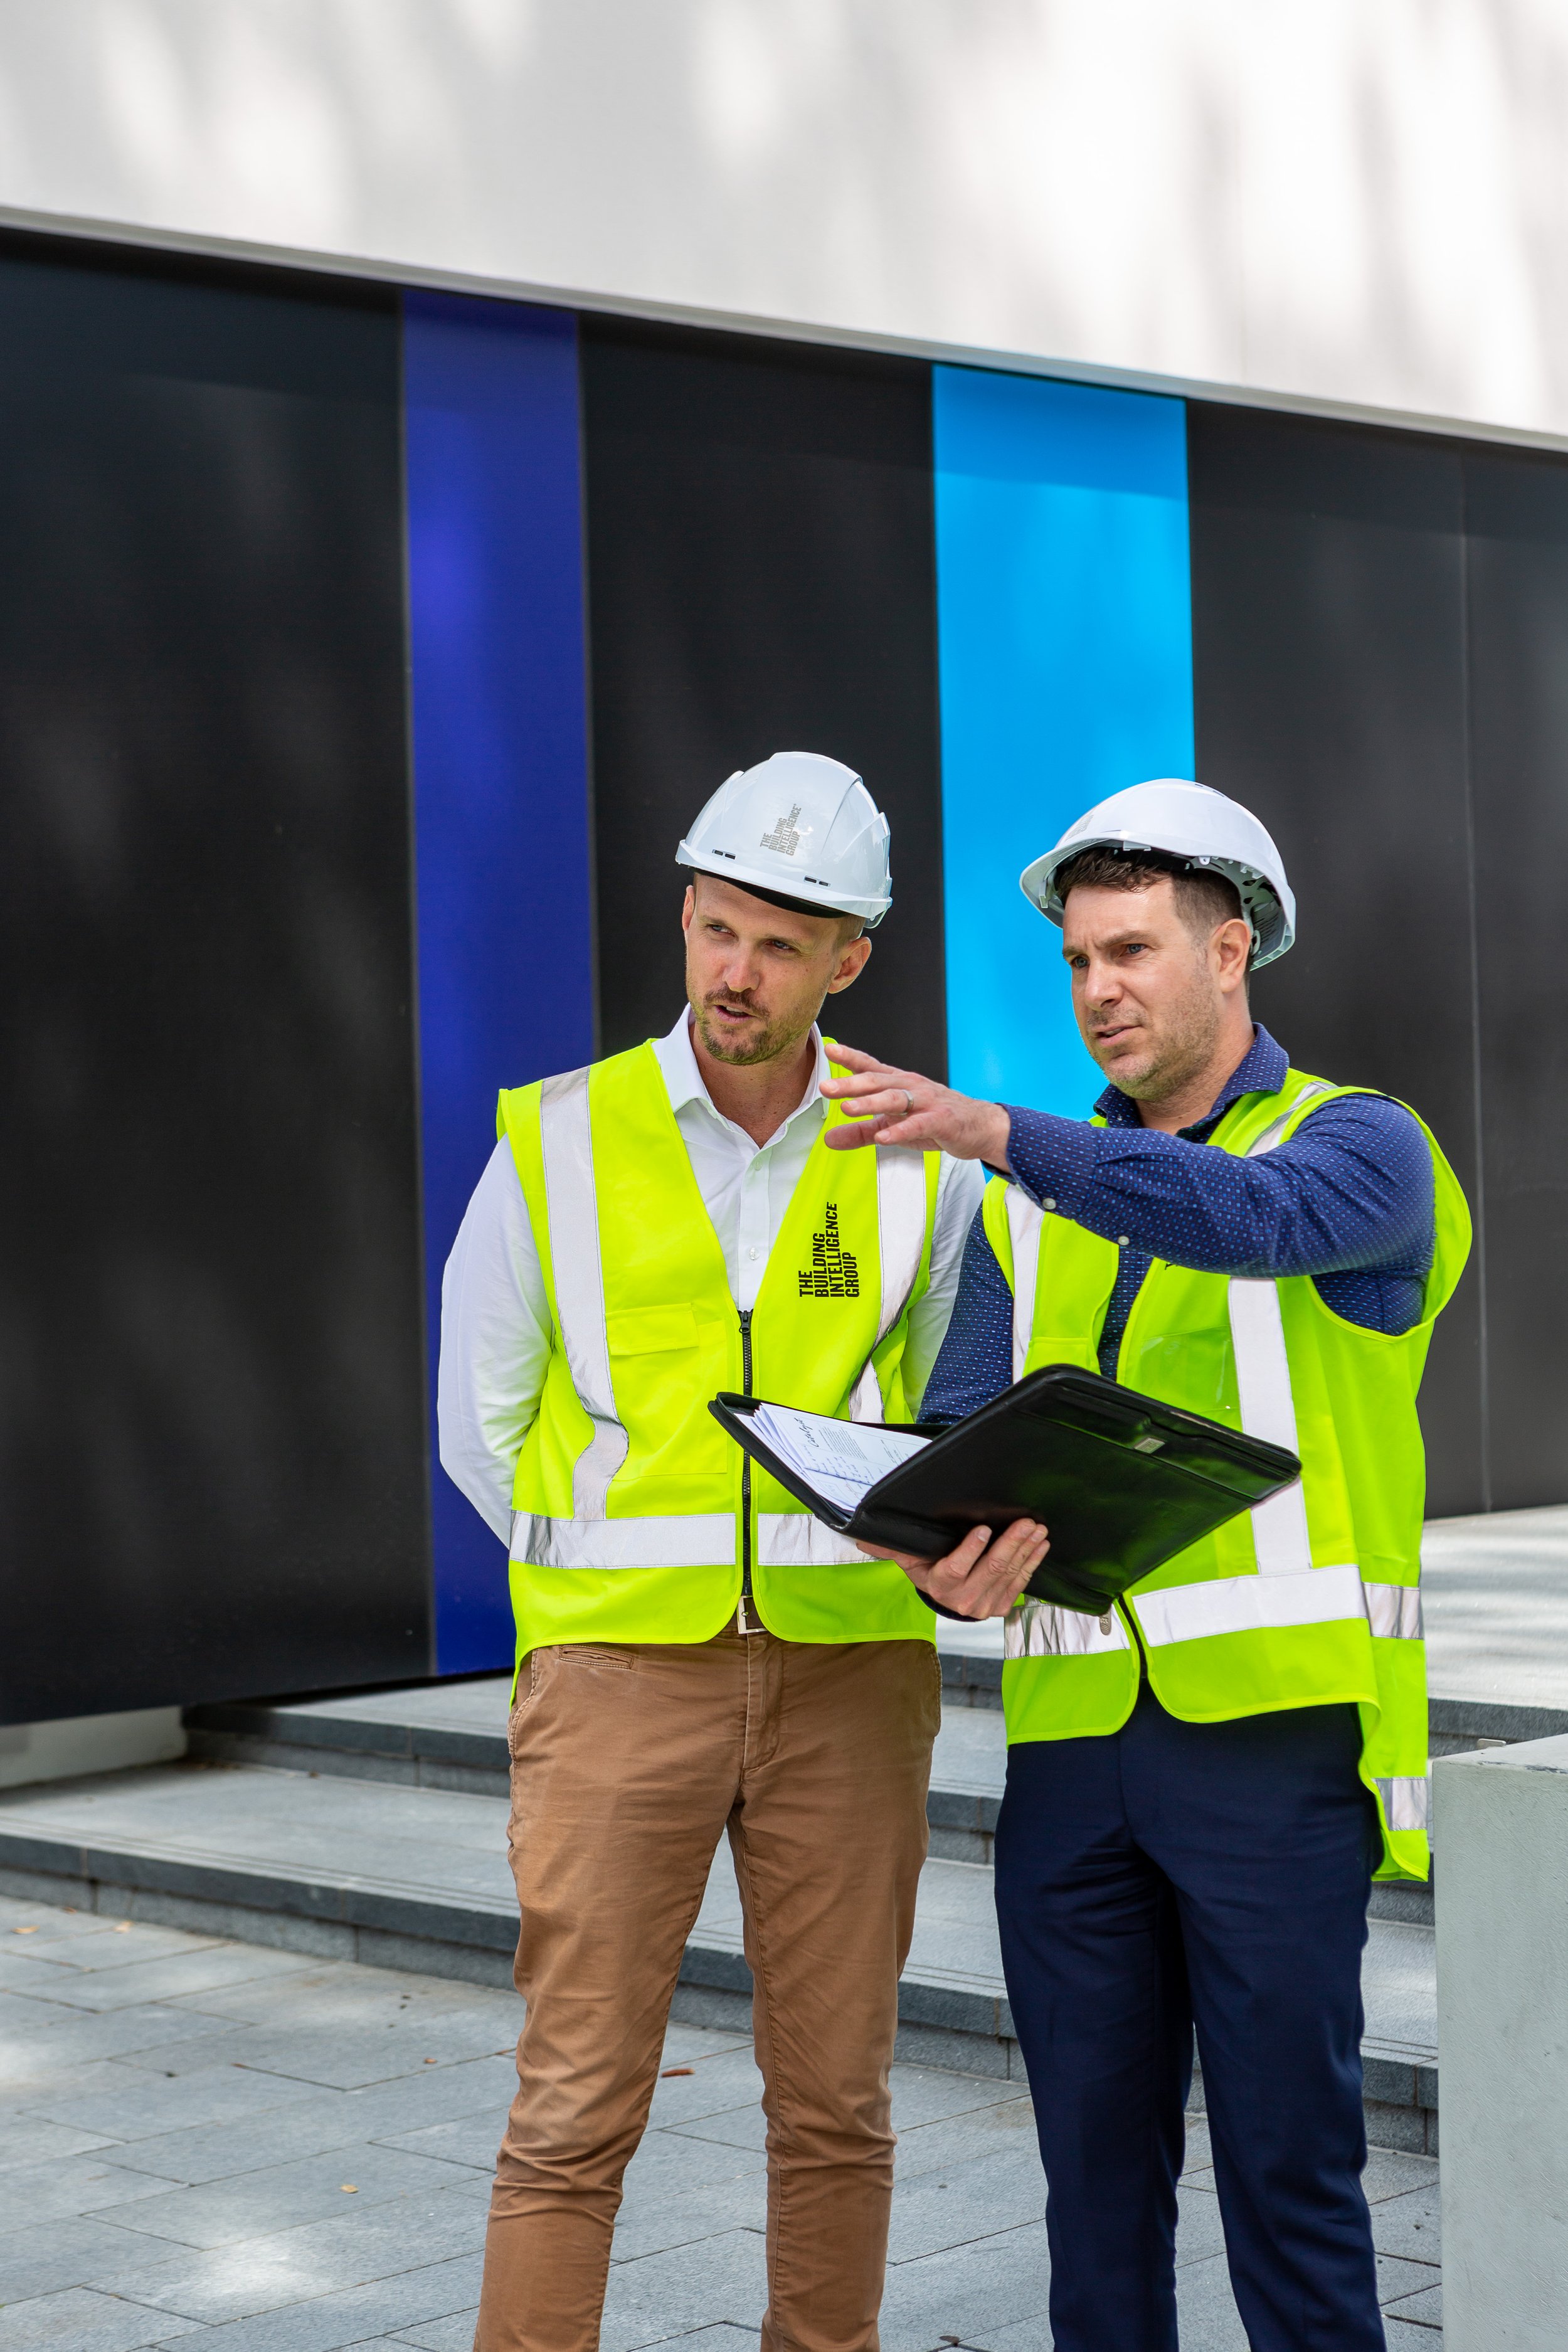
[710,1365,1301,1618]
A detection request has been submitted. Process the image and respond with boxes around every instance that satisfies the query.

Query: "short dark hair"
[1055,845,1249,965]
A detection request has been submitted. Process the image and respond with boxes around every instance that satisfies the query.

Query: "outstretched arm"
[823,1047,1434,1286]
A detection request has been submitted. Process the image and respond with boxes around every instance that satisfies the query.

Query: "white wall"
[1,1,1567,443]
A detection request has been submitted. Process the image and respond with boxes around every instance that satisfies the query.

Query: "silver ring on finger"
[903,1089,914,1118]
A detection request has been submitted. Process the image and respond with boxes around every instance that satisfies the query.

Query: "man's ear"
[681,883,696,939]
[826,935,872,995]
[1213,916,1252,997]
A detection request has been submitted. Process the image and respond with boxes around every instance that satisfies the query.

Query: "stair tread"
[0,1756,1435,2072]
[190,1677,1013,1801]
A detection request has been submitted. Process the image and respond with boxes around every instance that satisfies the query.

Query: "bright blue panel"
[933,369,1194,1115]
[404,291,593,1675]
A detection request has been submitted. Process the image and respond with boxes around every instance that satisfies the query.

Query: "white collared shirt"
[437,1008,984,1540]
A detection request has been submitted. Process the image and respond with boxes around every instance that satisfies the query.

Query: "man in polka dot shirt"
[818,778,1466,2352]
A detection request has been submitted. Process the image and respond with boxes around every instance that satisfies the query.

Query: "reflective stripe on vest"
[1005,1185,1042,1382]
[1377,1775,1430,1833]
[1229,1081,1332,1576]
[850,1147,930,1423]
[538,1066,627,1519]
[1005,1601,1131,1661]
[518,1077,930,1567]
[511,1510,734,1571]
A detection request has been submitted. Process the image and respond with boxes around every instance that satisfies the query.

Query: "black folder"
[711,1364,1301,1618]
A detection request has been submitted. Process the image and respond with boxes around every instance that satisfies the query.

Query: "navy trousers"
[994,1690,1384,2352]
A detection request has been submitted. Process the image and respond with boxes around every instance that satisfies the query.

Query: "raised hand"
[820,1043,1014,1165]
[857,1515,1049,1620]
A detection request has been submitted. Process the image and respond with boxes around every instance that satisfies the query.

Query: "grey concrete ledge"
[938,1653,1005,1709]
[185,1696,504,1772]
[1429,1695,1568,1745]
[0,1817,520,1951]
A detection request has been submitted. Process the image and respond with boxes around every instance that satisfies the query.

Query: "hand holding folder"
[711,1365,1301,1619]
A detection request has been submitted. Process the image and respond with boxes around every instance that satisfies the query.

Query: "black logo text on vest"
[799,1202,861,1299]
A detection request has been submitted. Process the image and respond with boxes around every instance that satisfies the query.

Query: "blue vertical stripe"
[933,368,1194,1115]
[403,290,593,1675]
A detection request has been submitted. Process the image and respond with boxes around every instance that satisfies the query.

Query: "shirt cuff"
[1000,1106,1101,1218]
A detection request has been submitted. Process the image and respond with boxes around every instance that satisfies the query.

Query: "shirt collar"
[1094,1024,1289,1136]
[652,1007,828,1130]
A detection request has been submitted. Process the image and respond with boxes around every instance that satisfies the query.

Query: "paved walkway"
[0,1890,1441,2349]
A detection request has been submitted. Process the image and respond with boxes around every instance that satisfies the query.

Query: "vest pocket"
[607,1304,700,1355]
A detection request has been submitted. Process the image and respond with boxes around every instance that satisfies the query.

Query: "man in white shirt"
[439,753,1045,2352]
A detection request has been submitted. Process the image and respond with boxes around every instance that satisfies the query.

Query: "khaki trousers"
[473,1628,940,2352]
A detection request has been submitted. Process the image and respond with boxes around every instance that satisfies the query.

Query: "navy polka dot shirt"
[919,1026,1438,1426]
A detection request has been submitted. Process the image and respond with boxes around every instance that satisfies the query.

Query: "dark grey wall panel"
[580,319,946,1071]
[0,240,430,1720]
[1187,406,1483,1518]
[1464,450,1568,1510]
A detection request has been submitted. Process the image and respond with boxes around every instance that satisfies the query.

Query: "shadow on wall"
[2,4,1568,430]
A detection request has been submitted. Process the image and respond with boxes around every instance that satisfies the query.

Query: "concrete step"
[184,1675,1010,1868]
[184,1660,1439,1924]
[0,1752,1438,2153]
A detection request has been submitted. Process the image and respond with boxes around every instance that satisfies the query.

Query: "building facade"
[1,4,1565,1719]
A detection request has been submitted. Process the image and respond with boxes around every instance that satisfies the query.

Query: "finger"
[973,1530,1050,1614]
[955,1524,993,1564]
[980,1518,1044,1567]
[834,1089,924,1122]
[818,1044,893,1076]
[820,1069,911,1101]
[823,1110,937,1152]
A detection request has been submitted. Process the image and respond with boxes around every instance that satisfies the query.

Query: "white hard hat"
[1019,778,1296,968]
[677,751,892,928]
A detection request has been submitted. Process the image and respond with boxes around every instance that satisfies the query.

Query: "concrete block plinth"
[1435,1733,1568,2349]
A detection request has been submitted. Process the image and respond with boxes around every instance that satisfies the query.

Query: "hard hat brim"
[677,842,888,927]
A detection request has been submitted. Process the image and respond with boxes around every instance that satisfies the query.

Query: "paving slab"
[102,2055,524,2185]
[0,2287,199,2351]
[95,2143,485,2250]
[127,2252,484,2352]
[0,2150,185,2224]
[598,2227,767,2352]
[88,2181,487,2324]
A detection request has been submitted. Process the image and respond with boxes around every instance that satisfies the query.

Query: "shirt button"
[1117,1236,1130,1247]
[748,1246,760,1261]
[1042,1198,1056,1212]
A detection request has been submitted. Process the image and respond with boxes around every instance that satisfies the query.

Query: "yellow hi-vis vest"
[498,1039,943,1665]
[982,1066,1471,1882]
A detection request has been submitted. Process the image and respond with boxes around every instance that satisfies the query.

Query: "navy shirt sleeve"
[919,1202,1017,1425]
[1002,1094,1435,1291]
[918,1094,1438,1426]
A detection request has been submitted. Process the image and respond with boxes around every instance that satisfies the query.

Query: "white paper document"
[748,1403,930,1515]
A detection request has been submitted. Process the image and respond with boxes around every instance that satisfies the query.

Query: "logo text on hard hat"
[798,1203,860,1300]
[760,804,803,857]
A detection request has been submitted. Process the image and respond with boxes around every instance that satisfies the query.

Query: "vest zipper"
[739,1308,754,1617]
